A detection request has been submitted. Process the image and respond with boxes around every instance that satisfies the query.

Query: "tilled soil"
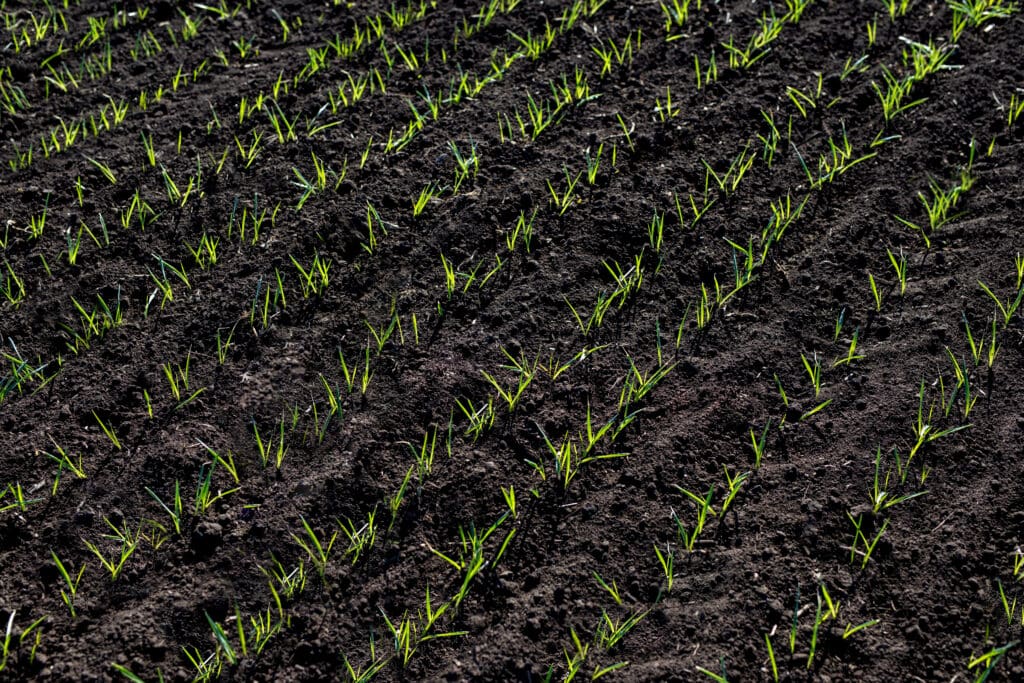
[1,0,1024,681]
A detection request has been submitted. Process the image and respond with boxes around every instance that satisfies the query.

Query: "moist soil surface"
[1,1,1024,681]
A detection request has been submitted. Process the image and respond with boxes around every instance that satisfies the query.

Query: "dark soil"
[2,0,1024,681]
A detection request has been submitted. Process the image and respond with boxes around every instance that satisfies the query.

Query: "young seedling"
[481,350,538,412]
[338,345,374,395]
[558,625,590,680]
[261,558,303,621]
[996,579,1017,625]
[92,411,122,450]
[412,183,440,217]
[2,262,26,307]
[43,439,86,493]
[788,587,802,654]
[596,609,648,650]
[252,418,289,468]
[693,50,719,89]
[807,592,824,669]
[145,481,183,535]
[786,80,819,118]
[51,551,85,618]
[616,113,635,152]
[870,446,928,513]
[449,139,479,192]
[381,600,461,668]
[675,189,717,229]
[110,663,162,682]
[774,373,790,415]
[653,543,675,595]
[290,252,332,298]
[84,155,117,184]
[832,327,865,368]
[720,467,748,515]
[362,202,388,254]
[818,583,841,623]
[872,66,927,123]
[198,441,239,484]
[161,352,206,410]
[440,253,457,301]
[674,485,716,551]
[757,632,778,681]
[977,278,1024,328]
[887,247,908,295]
[895,149,975,246]
[801,352,823,397]
[547,167,583,215]
[593,571,623,605]
[193,461,240,514]
[619,355,675,411]
[842,619,880,639]
[0,482,42,513]
[968,641,1017,682]
[501,485,517,518]
[513,90,565,140]
[24,196,50,240]
[648,210,665,254]
[907,379,971,465]
[292,516,338,579]
[755,110,783,168]
[338,508,378,564]
[200,612,238,667]
[880,0,911,21]
[580,402,617,456]
[749,419,771,468]
[654,85,680,120]
[961,312,990,367]
[581,143,605,186]
[387,465,415,534]
[428,512,513,608]
[840,54,870,81]
[455,396,496,442]
[1012,547,1024,579]
[847,513,889,569]
[696,658,729,683]
[403,425,438,486]
[702,143,756,196]
[215,323,238,365]
[0,612,45,673]
[364,306,402,355]
[144,263,184,316]
[185,233,219,270]
[181,645,219,681]
[341,623,390,681]
[868,272,883,311]
[82,517,140,580]
[538,427,627,490]
[264,99,299,143]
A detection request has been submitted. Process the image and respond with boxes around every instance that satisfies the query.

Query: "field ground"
[1,0,1024,681]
